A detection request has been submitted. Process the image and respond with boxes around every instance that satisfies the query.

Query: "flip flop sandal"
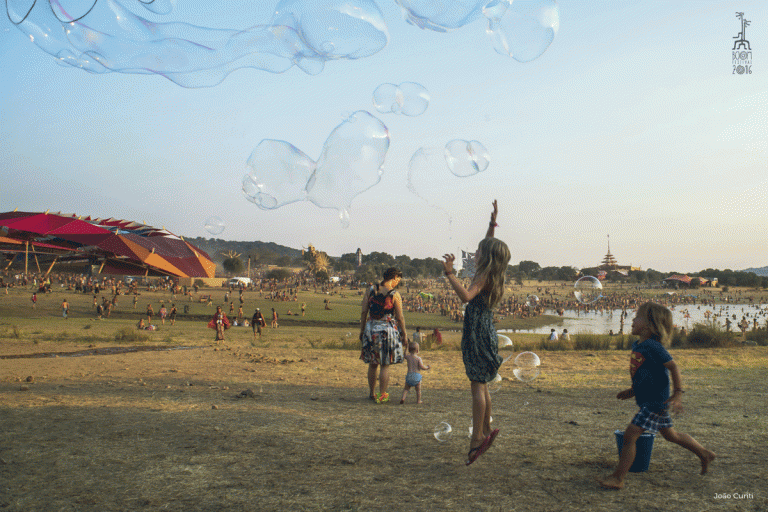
[486,428,500,450]
[466,435,492,466]
[376,392,389,404]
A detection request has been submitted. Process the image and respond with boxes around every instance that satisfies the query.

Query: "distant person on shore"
[442,200,509,466]
[400,342,430,404]
[31,292,37,309]
[146,304,154,324]
[359,267,408,404]
[169,304,177,325]
[598,302,715,490]
[61,298,69,319]
[548,329,558,341]
[561,329,570,341]
[433,327,443,345]
[271,308,279,328]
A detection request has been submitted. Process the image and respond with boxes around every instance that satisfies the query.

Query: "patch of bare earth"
[1,341,766,511]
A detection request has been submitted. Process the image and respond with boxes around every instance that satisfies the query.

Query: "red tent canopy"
[0,211,215,278]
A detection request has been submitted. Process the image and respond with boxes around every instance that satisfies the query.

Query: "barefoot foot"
[700,450,716,475]
[597,475,624,490]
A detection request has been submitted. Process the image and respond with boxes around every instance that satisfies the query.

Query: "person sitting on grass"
[400,342,430,404]
[598,302,716,490]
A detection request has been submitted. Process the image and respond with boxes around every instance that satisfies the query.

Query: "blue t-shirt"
[630,338,673,412]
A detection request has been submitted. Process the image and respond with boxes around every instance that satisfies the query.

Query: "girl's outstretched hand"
[490,199,498,226]
[442,254,455,275]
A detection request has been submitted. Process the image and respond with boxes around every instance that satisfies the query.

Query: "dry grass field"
[1,284,766,511]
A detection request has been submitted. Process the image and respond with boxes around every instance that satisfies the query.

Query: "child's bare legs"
[400,383,411,404]
[470,381,491,449]
[598,424,644,489]
[415,382,423,404]
[659,427,716,474]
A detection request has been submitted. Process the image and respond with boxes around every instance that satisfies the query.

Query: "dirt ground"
[1,338,766,512]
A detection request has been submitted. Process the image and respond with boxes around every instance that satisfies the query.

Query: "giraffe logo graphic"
[732,13,753,75]
[733,12,751,50]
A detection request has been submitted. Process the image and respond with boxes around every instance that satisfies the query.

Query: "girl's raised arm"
[485,200,498,239]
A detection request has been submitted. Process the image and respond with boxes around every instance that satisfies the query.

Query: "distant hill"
[186,237,302,264]
[743,266,768,276]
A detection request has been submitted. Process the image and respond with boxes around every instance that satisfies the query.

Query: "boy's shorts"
[405,372,422,387]
[631,406,673,433]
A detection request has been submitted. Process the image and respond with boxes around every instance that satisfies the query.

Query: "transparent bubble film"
[7,0,389,87]
[204,216,225,235]
[394,0,488,32]
[373,82,430,116]
[434,421,453,442]
[444,140,490,177]
[242,111,389,226]
[574,276,603,305]
[486,0,560,63]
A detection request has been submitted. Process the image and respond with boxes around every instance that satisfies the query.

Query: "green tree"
[222,257,244,274]
[518,260,541,276]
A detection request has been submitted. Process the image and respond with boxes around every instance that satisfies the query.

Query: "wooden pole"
[4,255,15,270]
[25,242,28,275]
[45,256,59,277]
[30,244,41,273]
[247,256,251,280]
[98,260,106,274]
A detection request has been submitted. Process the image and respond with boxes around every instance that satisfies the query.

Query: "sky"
[1,0,766,273]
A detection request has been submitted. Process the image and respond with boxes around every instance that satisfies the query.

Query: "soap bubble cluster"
[444,140,490,177]
[373,82,430,116]
[242,111,389,227]
[7,0,389,86]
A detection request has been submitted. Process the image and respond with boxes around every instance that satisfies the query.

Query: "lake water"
[502,303,768,335]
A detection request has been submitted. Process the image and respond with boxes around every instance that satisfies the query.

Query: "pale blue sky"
[1,1,766,272]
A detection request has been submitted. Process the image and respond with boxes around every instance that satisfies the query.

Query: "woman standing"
[207,306,231,342]
[359,268,408,403]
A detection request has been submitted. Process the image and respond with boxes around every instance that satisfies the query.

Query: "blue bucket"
[614,430,656,473]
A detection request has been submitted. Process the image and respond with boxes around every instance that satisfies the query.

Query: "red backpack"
[368,285,395,320]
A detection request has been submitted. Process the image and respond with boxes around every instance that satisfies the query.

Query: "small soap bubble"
[434,421,453,442]
[574,276,603,305]
[444,139,490,177]
[487,0,559,63]
[513,366,541,382]
[372,82,430,116]
[498,334,514,363]
[515,351,541,368]
[488,372,503,393]
[526,295,539,308]
[204,216,225,235]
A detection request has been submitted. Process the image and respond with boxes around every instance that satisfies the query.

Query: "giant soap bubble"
[485,0,560,62]
[7,0,389,86]
[373,82,430,116]
[394,0,488,31]
[243,111,389,227]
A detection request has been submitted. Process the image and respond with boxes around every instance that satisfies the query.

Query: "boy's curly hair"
[637,302,673,345]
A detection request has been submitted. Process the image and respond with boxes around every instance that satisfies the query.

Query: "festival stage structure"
[0,211,215,278]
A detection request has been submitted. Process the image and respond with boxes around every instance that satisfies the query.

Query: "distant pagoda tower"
[601,234,618,269]
[356,248,362,267]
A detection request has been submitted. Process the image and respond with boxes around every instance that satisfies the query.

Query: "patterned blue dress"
[462,293,501,383]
